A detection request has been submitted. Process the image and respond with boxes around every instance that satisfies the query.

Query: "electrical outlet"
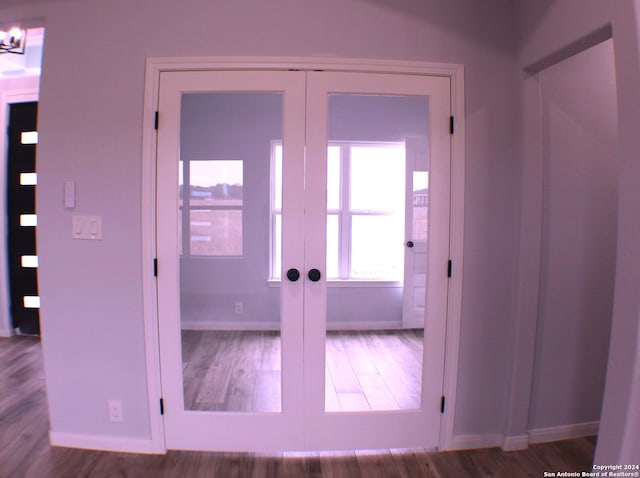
[235,301,244,314]
[108,400,123,422]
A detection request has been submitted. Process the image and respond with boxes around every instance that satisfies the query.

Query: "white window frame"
[269,140,406,283]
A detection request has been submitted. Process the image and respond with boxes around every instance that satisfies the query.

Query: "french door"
[156,69,451,451]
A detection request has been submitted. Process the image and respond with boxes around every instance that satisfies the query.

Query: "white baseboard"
[0,328,13,337]
[448,422,597,452]
[529,421,599,444]
[181,320,403,331]
[502,434,529,451]
[449,433,505,450]
[50,431,159,454]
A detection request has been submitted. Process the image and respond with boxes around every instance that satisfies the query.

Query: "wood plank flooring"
[181,329,423,412]
[1,335,597,477]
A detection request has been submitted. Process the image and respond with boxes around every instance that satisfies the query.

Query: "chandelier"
[0,27,26,54]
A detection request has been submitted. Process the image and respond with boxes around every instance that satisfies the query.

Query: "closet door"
[303,72,451,450]
[156,70,306,451]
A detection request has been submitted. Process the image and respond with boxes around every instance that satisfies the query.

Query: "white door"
[304,71,450,450]
[156,69,451,451]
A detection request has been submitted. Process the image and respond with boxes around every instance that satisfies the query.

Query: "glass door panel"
[323,95,428,412]
[179,92,283,413]
[156,70,306,451]
[304,71,450,450]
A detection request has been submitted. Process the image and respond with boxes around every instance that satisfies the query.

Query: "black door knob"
[407,241,414,248]
[286,268,300,282]
[307,268,322,282]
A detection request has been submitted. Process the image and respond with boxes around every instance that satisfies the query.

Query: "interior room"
[0,0,639,475]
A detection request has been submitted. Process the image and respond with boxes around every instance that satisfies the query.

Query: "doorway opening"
[0,26,44,337]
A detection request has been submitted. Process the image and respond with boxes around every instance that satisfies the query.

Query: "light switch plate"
[72,215,102,240]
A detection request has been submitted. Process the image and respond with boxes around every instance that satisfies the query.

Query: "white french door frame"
[140,57,465,454]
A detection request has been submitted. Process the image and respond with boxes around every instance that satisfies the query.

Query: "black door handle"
[407,241,414,248]
[307,268,322,282]
[286,268,300,282]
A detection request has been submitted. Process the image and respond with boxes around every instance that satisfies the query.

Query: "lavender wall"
[2,0,520,444]
[515,0,640,463]
[530,39,618,430]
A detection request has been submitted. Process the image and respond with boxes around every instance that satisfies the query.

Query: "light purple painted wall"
[515,0,640,463]
[531,39,618,429]
[2,0,521,443]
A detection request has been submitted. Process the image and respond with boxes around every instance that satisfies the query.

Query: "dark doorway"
[7,101,39,335]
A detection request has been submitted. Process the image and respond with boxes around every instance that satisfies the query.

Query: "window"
[180,160,243,257]
[271,142,406,280]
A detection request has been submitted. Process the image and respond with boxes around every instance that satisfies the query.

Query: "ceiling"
[0,27,44,78]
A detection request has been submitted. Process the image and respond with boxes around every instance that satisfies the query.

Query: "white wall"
[2,0,521,445]
[514,0,640,463]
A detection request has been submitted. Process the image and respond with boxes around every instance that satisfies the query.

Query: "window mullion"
[341,145,351,279]
[182,160,191,257]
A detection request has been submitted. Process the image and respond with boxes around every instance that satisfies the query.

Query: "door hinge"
[153,258,158,277]
[449,116,454,134]
[160,398,164,415]
[441,396,446,413]
[154,111,159,130]
[447,260,452,278]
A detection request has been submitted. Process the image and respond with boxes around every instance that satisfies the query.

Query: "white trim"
[140,59,166,454]
[141,56,465,453]
[438,64,466,452]
[449,433,505,451]
[0,87,39,337]
[448,422,598,452]
[145,56,462,77]
[0,327,13,337]
[502,434,530,451]
[49,431,158,454]
[180,320,403,331]
[529,421,599,444]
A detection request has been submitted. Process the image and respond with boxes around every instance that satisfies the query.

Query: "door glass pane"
[325,94,429,412]
[179,92,283,412]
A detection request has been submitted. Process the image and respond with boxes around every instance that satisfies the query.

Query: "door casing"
[140,57,465,454]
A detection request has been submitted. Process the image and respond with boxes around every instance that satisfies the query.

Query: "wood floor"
[181,329,423,412]
[0,335,597,477]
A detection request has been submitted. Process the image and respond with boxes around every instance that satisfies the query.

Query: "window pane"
[20,214,37,227]
[327,146,341,210]
[350,145,405,212]
[190,209,242,256]
[273,213,282,279]
[20,172,37,185]
[189,160,243,208]
[21,255,38,268]
[273,144,283,210]
[20,131,38,145]
[351,215,404,280]
[326,214,339,278]
[413,171,429,242]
